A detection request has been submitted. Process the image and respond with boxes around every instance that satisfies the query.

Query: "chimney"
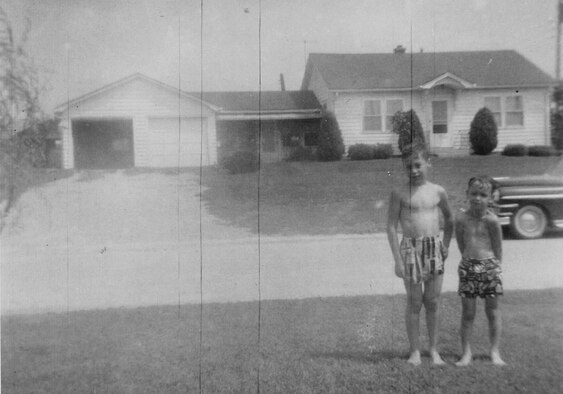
[393,45,406,54]
[280,73,286,91]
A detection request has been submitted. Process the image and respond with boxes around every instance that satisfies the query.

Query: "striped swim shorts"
[399,235,444,284]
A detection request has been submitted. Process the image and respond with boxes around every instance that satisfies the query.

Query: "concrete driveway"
[3,232,563,315]
[2,170,563,314]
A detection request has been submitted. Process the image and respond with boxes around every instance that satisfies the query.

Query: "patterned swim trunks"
[399,235,444,284]
[458,257,503,298]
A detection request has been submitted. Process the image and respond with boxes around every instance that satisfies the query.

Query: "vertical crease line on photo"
[177,15,182,319]
[66,39,71,321]
[257,0,263,392]
[199,1,204,393]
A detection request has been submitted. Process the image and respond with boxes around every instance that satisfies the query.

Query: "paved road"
[2,233,563,314]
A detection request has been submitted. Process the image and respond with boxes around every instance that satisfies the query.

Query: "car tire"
[510,205,547,239]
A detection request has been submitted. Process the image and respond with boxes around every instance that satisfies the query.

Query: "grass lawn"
[2,289,563,393]
[198,155,561,236]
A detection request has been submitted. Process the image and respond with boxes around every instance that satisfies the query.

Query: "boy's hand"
[394,262,404,278]
[441,244,449,261]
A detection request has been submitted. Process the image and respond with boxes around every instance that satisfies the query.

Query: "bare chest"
[400,187,440,211]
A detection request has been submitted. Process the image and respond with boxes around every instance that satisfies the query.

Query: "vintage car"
[494,158,563,239]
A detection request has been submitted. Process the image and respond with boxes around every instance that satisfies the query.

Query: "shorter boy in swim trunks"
[454,176,506,366]
[387,143,454,365]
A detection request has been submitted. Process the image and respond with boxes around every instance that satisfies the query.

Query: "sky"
[3,0,559,112]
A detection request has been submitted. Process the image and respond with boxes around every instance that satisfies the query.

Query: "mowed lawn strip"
[198,155,560,236]
[3,289,563,393]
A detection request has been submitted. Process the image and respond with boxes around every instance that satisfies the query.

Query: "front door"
[431,100,451,148]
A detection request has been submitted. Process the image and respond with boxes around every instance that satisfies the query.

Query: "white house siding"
[334,91,425,154]
[331,87,549,155]
[59,78,217,169]
[441,88,549,151]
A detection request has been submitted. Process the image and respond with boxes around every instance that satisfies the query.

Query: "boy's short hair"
[401,142,430,161]
[467,175,498,196]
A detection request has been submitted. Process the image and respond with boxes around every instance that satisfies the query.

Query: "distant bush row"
[501,144,560,157]
[347,143,393,160]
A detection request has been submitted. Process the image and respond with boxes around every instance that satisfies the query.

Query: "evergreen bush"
[469,107,498,155]
[317,112,345,161]
[392,110,425,155]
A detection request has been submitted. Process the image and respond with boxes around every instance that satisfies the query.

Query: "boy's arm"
[386,189,404,278]
[454,211,465,256]
[438,187,454,259]
[487,214,503,261]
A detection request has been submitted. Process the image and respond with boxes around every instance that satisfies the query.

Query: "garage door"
[148,117,208,167]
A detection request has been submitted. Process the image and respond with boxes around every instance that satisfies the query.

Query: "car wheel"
[510,205,547,239]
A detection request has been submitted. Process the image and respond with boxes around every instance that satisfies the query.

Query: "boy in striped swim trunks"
[454,176,505,366]
[387,143,454,365]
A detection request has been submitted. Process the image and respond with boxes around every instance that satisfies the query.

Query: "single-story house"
[55,73,322,169]
[301,47,555,155]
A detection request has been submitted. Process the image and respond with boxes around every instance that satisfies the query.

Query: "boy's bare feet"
[430,350,446,365]
[491,351,506,366]
[407,350,421,366]
[455,352,472,367]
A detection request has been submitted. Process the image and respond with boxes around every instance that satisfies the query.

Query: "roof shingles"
[307,50,554,90]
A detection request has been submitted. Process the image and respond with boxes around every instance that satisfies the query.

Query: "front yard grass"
[3,289,563,393]
[199,155,560,236]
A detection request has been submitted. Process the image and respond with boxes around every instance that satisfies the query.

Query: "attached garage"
[72,118,134,169]
[147,117,208,168]
[56,74,218,169]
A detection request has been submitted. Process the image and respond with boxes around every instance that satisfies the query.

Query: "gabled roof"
[195,91,321,113]
[302,50,555,91]
[55,73,219,113]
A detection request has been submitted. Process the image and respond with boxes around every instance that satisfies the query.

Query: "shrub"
[469,107,498,155]
[285,146,316,162]
[502,144,528,156]
[392,110,426,155]
[317,112,345,161]
[221,151,259,174]
[373,144,393,159]
[528,145,558,157]
[348,144,374,161]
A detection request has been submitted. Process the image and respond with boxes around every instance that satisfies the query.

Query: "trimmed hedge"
[528,145,558,157]
[348,143,393,160]
[373,144,393,159]
[348,144,374,160]
[502,144,528,156]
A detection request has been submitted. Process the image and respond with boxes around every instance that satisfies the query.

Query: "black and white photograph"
[1,0,563,392]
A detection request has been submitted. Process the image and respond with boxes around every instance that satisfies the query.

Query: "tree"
[469,107,498,155]
[317,111,345,161]
[392,109,425,155]
[0,7,48,229]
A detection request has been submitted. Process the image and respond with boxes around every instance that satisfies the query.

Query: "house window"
[432,100,448,134]
[505,96,524,126]
[363,100,382,132]
[385,99,403,131]
[484,97,502,127]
